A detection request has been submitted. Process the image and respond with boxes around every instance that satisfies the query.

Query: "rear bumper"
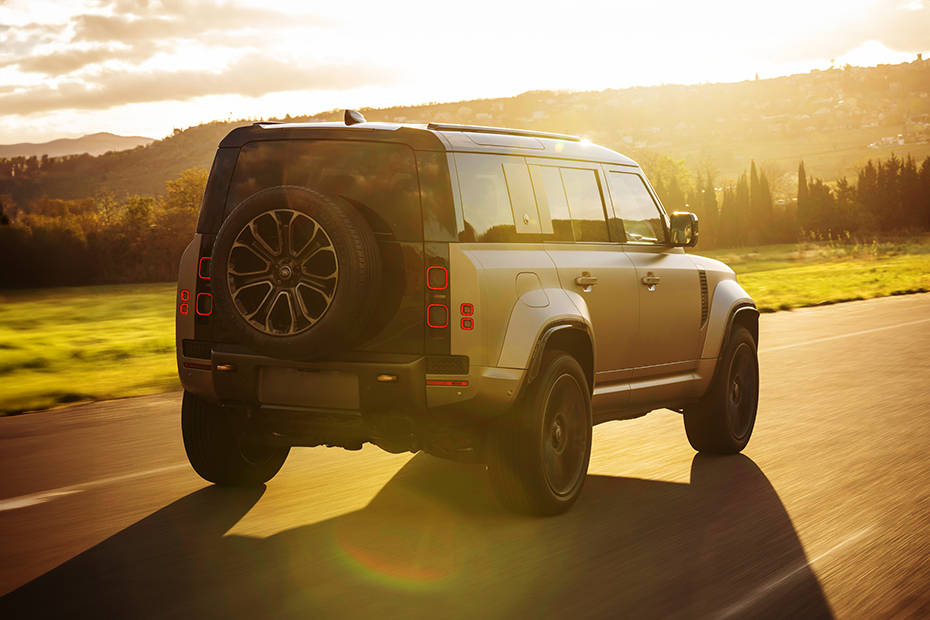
[211,350,428,413]
[178,347,523,418]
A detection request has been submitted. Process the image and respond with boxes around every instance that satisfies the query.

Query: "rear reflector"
[426,379,469,387]
[183,361,212,371]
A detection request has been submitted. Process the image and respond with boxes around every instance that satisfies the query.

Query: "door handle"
[574,272,598,292]
[641,272,661,290]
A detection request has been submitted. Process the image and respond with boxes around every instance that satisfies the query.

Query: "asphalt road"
[1,293,929,619]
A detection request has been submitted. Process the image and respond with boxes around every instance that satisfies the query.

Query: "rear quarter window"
[225,140,422,241]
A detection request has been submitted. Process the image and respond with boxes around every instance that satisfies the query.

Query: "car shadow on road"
[0,453,832,619]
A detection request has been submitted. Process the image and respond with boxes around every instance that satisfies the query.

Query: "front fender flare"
[701,278,756,360]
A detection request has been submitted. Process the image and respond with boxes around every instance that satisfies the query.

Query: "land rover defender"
[176,111,759,515]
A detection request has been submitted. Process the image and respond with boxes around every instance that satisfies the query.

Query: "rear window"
[225,140,422,241]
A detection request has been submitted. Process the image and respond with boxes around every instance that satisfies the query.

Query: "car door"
[531,163,640,393]
[603,168,703,378]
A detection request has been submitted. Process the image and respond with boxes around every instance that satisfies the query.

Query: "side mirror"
[669,212,699,247]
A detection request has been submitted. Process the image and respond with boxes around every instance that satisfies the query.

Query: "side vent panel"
[699,270,709,327]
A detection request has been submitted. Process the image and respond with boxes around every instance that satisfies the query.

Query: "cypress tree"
[797,161,809,232]
[758,169,774,241]
[735,171,750,246]
[701,173,719,246]
[920,157,930,230]
[750,160,761,233]
[719,185,736,247]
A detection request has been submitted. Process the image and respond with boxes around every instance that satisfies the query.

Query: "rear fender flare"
[496,288,594,372]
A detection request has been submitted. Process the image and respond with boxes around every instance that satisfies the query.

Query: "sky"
[0,0,929,144]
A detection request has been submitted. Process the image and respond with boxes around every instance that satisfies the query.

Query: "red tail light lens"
[426,265,448,290]
[198,256,212,279]
[426,304,448,328]
[196,292,213,316]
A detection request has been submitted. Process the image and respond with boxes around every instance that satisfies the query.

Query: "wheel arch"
[523,321,595,397]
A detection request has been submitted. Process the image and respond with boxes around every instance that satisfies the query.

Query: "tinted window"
[561,167,609,242]
[606,172,667,244]
[417,151,456,242]
[503,161,541,234]
[528,165,573,241]
[226,140,421,241]
[456,153,544,242]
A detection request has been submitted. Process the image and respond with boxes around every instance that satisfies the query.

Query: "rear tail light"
[198,256,211,279]
[426,265,448,290]
[426,304,448,328]
[424,255,450,354]
[196,292,213,316]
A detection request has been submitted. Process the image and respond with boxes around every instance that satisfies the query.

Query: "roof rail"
[426,122,581,142]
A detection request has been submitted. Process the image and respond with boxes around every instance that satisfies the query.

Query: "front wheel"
[182,391,289,486]
[684,325,759,454]
[487,352,592,515]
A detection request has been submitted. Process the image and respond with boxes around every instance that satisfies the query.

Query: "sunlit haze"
[1,0,928,142]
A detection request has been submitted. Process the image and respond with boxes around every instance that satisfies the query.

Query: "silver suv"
[176,111,759,515]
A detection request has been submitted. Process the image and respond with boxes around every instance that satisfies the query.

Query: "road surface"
[1,293,929,619]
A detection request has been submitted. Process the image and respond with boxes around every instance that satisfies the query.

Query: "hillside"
[2,59,929,208]
[0,132,154,159]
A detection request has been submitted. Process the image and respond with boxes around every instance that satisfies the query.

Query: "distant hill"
[1,59,929,208]
[0,132,154,159]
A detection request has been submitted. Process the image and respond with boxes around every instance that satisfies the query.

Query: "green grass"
[696,236,930,311]
[1,237,929,414]
[0,283,179,415]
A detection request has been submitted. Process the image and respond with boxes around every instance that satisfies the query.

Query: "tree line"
[0,168,206,288]
[647,153,930,247]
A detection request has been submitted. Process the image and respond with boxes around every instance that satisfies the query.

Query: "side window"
[606,171,667,245]
[502,161,541,234]
[560,167,609,242]
[456,153,542,242]
[528,165,573,241]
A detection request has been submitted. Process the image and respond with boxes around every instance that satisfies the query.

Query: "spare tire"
[211,185,381,359]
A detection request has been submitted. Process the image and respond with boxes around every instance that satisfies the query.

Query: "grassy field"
[1,237,929,414]
[0,283,179,415]
[697,237,930,311]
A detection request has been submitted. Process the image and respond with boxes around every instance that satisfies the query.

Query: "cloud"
[71,2,331,44]
[773,0,930,61]
[1,44,155,74]
[0,54,402,115]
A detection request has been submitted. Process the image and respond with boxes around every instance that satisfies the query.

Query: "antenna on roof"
[344,109,366,125]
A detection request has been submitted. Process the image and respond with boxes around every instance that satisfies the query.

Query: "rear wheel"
[684,325,759,454]
[182,391,289,486]
[487,352,592,515]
